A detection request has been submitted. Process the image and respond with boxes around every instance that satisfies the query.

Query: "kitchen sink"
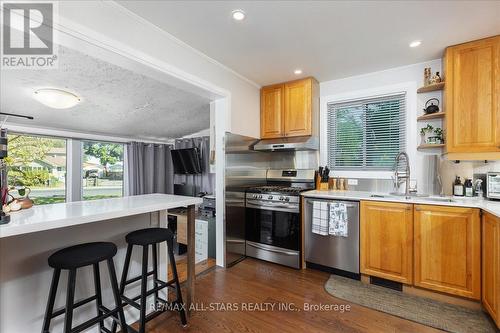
[425,197,457,203]
[388,192,429,198]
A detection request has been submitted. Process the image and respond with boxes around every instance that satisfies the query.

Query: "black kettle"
[423,98,440,114]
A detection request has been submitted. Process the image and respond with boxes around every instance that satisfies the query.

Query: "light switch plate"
[347,179,358,186]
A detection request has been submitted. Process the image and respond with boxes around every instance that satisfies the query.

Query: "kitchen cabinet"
[444,35,500,157]
[261,84,284,139]
[360,201,413,284]
[482,212,500,328]
[414,205,481,299]
[260,77,318,139]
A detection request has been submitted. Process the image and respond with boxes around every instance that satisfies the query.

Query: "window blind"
[327,93,406,170]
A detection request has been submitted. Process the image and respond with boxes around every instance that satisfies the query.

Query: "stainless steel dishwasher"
[303,198,360,275]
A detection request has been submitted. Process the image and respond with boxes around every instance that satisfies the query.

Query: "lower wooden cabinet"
[360,201,413,284]
[414,205,481,300]
[482,212,500,328]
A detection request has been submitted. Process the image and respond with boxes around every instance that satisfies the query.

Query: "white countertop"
[302,190,500,218]
[0,194,202,239]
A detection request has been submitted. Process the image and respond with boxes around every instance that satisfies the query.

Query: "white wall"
[320,59,442,194]
[56,1,260,138]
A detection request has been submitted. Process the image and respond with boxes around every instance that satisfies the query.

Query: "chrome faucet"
[393,152,410,196]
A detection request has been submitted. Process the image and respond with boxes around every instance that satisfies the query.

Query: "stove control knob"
[268,195,273,200]
[252,194,257,199]
[284,197,290,202]
[258,195,263,199]
[279,196,284,201]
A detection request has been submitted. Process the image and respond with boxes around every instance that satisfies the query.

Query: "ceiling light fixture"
[33,88,81,109]
[294,69,303,75]
[409,40,422,48]
[232,9,246,21]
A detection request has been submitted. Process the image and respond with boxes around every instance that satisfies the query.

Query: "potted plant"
[420,124,434,144]
[433,127,444,144]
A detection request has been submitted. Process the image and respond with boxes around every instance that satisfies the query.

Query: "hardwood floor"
[145,258,441,332]
[168,257,217,282]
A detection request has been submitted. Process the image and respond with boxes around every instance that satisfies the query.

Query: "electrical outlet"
[347,179,358,186]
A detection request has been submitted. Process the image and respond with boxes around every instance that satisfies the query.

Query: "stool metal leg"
[167,239,187,326]
[152,243,159,308]
[139,245,149,333]
[64,269,77,333]
[119,243,133,294]
[41,268,61,333]
[111,243,133,333]
[92,263,104,332]
[107,258,128,333]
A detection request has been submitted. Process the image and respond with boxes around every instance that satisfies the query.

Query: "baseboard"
[403,285,482,310]
[306,261,361,280]
[361,274,481,310]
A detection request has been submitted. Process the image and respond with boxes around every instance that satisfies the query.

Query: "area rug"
[324,275,497,333]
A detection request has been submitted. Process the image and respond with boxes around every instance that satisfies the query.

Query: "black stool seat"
[48,242,117,269]
[125,227,173,246]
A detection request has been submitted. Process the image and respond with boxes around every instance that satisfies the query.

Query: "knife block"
[318,182,329,191]
[316,174,329,191]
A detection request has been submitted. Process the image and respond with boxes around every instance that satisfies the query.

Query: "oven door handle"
[246,241,298,256]
[246,201,298,213]
[246,200,298,209]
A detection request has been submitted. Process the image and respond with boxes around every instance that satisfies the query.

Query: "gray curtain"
[174,136,215,195]
[126,142,174,195]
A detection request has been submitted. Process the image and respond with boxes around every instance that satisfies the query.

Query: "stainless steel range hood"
[252,136,319,151]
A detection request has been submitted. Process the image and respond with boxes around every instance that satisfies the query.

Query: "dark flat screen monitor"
[171,148,202,174]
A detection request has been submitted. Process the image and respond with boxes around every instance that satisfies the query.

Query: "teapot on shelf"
[423,98,440,114]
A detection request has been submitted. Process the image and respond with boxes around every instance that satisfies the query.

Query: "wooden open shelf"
[417,144,445,150]
[417,112,445,121]
[417,82,445,93]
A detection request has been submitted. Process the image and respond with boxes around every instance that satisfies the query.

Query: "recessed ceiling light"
[294,69,303,75]
[232,9,246,21]
[33,88,81,109]
[409,40,422,48]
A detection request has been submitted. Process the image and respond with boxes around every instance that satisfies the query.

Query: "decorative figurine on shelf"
[423,67,431,86]
[429,71,442,85]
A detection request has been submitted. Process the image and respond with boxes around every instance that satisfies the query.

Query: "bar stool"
[112,228,186,333]
[42,242,127,333]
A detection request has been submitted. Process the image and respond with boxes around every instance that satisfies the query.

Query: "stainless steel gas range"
[245,169,315,269]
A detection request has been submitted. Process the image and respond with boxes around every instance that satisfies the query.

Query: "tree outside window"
[82,141,124,200]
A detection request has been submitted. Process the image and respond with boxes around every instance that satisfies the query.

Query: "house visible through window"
[327,93,406,171]
[82,140,124,200]
[6,133,67,205]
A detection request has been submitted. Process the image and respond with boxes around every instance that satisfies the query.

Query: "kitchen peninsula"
[0,194,202,333]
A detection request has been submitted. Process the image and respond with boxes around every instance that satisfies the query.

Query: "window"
[82,141,124,200]
[6,133,67,205]
[327,93,406,170]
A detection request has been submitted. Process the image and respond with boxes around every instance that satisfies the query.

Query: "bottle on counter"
[453,176,464,197]
[464,178,473,197]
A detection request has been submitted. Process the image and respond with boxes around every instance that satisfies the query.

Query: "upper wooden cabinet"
[482,212,500,328]
[360,201,414,284]
[261,84,285,138]
[260,77,319,139]
[414,205,481,300]
[445,35,500,157]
